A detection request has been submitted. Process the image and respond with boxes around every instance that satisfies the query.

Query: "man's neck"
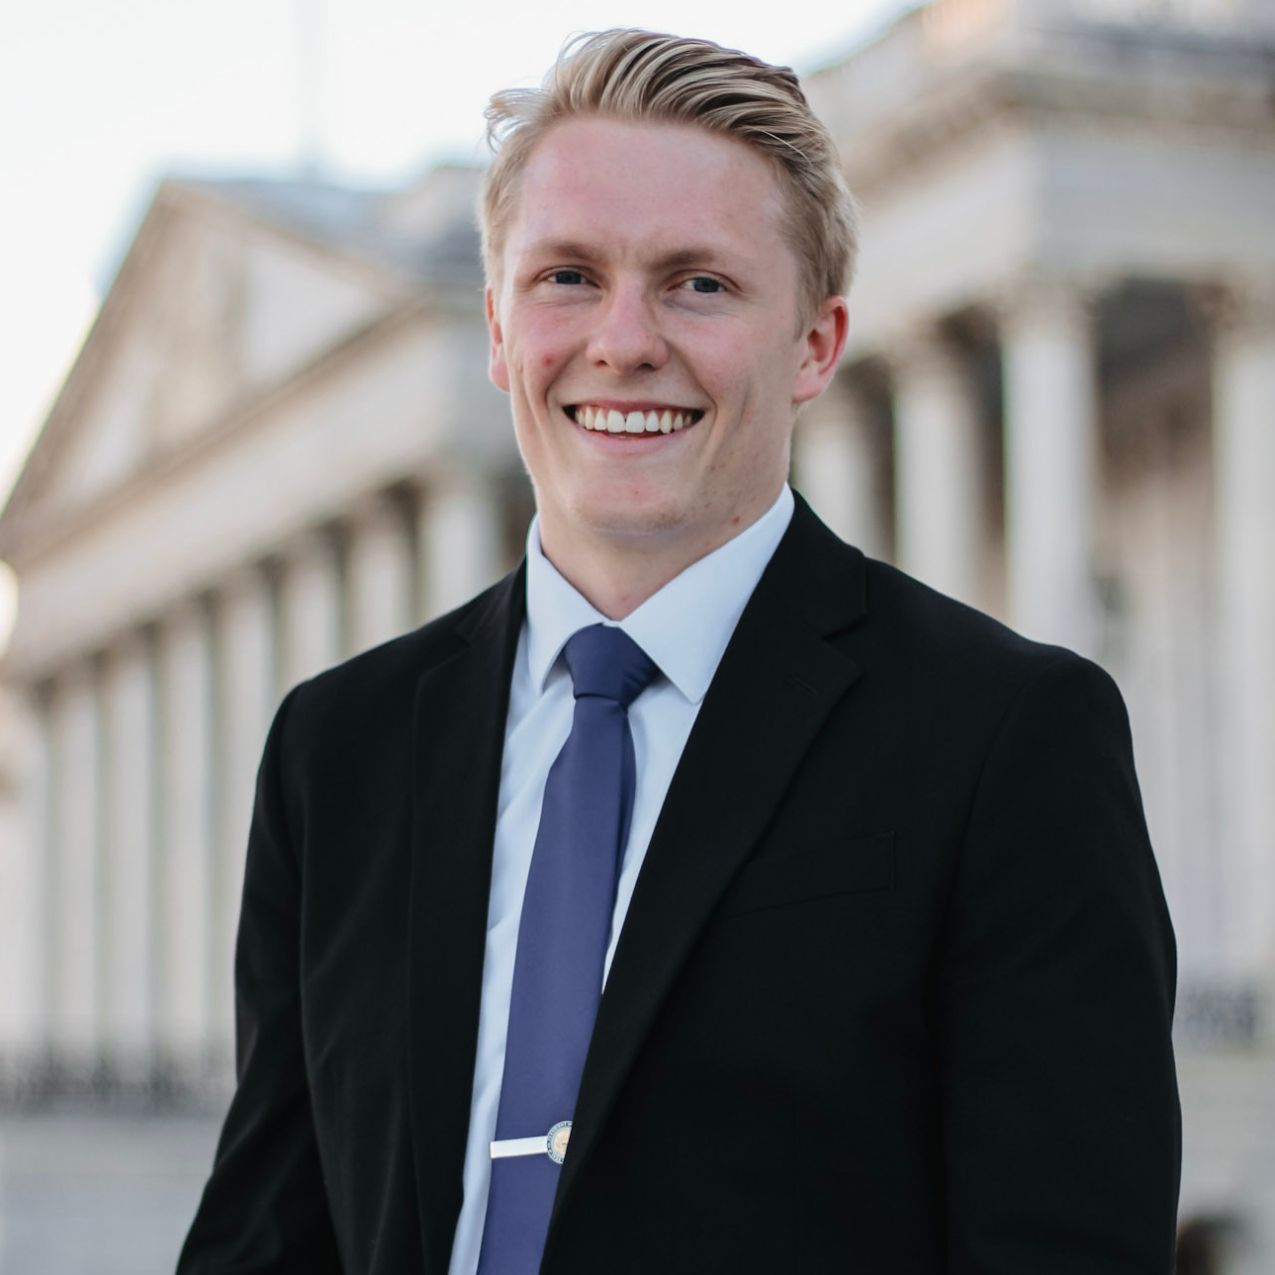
[536,496,782,620]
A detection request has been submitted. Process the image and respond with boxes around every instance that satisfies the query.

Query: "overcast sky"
[0,0,915,643]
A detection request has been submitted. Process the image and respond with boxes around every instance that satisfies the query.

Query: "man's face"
[487,116,845,559]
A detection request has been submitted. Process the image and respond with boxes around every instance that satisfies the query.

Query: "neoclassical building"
[801,0,1275,996]
[2,0,1273,1263]
[0,162,526,1095]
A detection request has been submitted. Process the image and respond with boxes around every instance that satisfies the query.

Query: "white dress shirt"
[446,484,795,1275]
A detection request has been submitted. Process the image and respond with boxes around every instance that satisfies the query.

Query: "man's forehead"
[504,117,787,264]
[519,115,776,192]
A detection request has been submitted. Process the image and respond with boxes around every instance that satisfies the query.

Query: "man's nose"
[587,284,669,373]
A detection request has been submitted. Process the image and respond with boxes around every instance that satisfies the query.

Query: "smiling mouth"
[565,405,705,435]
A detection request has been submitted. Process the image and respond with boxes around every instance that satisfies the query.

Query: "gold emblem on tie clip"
[547,1120,572,1164]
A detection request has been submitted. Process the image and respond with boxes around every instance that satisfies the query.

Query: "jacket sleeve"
[939,653,1181,1273]
[177,685,343,1274]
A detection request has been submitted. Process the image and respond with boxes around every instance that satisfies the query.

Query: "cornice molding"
[0,180,483,564]
[0,294,464,571]
[834,44,1275,201]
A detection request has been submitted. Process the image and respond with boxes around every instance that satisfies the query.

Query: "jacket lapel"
[549,497,868,1239]
[406,567,524,1274]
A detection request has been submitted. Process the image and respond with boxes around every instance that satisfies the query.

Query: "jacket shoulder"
[279,569,520,742]
[862,555,1080,671]
[854,555,1126,730]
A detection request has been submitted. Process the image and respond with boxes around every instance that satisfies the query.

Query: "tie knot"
[562,624,657,708]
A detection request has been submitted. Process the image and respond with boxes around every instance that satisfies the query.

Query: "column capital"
[24,674,58,714]
[101,625,151,669]
[1190,276,1275,338]
[990,268,1108,329]
[405,462,500,503]
[795,366,867,429]
[54,654,101,697]
[344,485,414,533]
[875,315,955,377]
[213,557,274,607]
[161,590,216,633]
[277,519,341,560]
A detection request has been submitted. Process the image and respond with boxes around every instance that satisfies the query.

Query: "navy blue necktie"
[477,624,656,1274]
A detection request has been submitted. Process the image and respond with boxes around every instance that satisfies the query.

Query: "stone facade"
[0,166,529,1098]
[1,1,1272,1268]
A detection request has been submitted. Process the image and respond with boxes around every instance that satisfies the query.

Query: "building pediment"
[0,177,417,567]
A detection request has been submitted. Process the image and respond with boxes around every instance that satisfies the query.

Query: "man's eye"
[548,269,587,285]
[684,276,724,294]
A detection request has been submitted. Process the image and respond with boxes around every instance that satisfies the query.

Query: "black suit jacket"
[179,495,1181,1273]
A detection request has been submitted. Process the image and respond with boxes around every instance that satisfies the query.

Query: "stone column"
[156,598,217,1086]
[793,374,887,559]
[100,632,159,1086]
[345,490,414,655]
[891,323,984,605]
[1209,279,1275,977]
[999,277,1099,654]
[278,524,343,688]
[210,564,276,1070]
[416,470,503,622]
[0,685,53,1092]
[49,662,103,1086]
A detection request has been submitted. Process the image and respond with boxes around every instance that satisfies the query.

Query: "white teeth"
[575,406,696,434]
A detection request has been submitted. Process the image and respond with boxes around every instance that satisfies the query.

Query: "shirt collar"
[524,485,794,704]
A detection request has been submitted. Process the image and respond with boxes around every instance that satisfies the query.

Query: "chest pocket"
[716,832,896,918]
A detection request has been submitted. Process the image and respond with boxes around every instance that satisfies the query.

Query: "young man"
[179,29,1180,1274]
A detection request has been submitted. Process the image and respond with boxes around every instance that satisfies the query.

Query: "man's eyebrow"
[522,240,744,273]
[523,239,604,264]
[650,246,740,273]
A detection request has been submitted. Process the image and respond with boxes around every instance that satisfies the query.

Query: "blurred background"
[1,0,1272,1270]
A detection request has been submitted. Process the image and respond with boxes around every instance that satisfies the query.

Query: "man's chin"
[569,497,693,544]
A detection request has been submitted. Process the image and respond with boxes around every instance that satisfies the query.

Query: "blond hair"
[480,28,858,322]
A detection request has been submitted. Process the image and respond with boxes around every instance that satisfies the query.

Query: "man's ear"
[792,295,849,407]
[486,285,511,393]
